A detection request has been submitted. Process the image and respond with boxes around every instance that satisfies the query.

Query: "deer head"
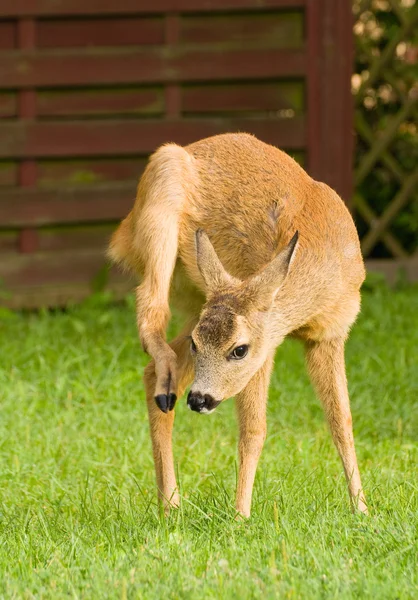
[187,229,298,414]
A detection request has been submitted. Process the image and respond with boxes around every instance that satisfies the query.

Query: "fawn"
[108,133,367,517]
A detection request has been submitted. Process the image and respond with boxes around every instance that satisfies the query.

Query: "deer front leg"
[305,337,367,513]
[144,325,195,511]
[235,354,274,518]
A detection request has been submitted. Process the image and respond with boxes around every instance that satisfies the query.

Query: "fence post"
[307,0,354,208]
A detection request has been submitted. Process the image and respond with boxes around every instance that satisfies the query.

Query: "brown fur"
[108,133,367,517]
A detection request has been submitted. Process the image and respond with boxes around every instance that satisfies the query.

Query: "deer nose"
[187,391,220,414]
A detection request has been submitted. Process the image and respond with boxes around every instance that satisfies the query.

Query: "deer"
[108,132,368,518]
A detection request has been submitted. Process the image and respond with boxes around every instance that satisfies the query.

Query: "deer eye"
[190,338,197,354]
[230,345,249,360]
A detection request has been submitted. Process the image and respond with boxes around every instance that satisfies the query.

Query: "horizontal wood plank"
[0,22,15,49]
[180,11,303,47]
[0,161,17,186]
[37,87,164,118]
[37,158,147,187]
[0,230,17,252]
[37,223,116,252]
[183,82,304,114]
[0,247,127,289]
[1,280,134,309]
[0,181,136,227]
[0,117,305,158]
[37,83,304,119]
[366,257,418,285]
[0,47,306,88]
[0,1,306,18]
[0,93,16,117]
[37,17,164,48]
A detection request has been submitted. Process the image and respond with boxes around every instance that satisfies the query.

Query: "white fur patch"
[344,242,358,259]
[199,407,215,415]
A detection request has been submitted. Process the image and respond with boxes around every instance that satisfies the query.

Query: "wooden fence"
[0,1,354,308]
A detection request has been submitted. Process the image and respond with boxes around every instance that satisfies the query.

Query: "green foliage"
[353,0,418,257]
[0,287,417,598]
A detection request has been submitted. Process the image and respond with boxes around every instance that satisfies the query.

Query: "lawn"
[0,283,417,599]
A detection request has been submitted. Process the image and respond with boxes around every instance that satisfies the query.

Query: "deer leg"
[235,354,274,518]
[144,323,195,511]
[136,281,180,413]
[305,337,367,513]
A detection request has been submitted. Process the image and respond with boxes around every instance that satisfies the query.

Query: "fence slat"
[183,82,304,114]
[0,47,306,88]
[366,256,418,285]
[0,248,118,287]
[0,93,16,117]
[2,279,133,310]
[0,0,306,18]
[0,117,305,158]
[0,181,136,227]
[180,12,303,47]
[37,224,116,253]
[37,84,303,119]
[0,230,17,251]
[0,22,15,49]
[37,17,164,48]
[0,161,17,186]
[37,88,164,118]
[37,158,147,187]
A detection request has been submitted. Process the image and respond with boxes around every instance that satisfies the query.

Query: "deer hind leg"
[137,279,178,413]
[305,337,367,513]
[135,195,181,413]
[235,353,274,518]
[144,322,195,511]
[134,144,193,413]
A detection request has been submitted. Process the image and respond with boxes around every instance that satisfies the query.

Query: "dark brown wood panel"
[0,181,136,227]
[37,158,146,187]
[0,247,122,287]
[0,47,306,88]
[0,161,17,186]
[37,87,165,117]
[0,0,306,18]
[3,279,134,309]
[0,230,17,251]
[307,0,354,204]
[37,17,165,48]
[0,21,15,48]
[0,117,305,158]
[366,257,418,285]
[37,224,116,252]
[180,11,304,47]
[183,82,304,114]
[0,93,16,117]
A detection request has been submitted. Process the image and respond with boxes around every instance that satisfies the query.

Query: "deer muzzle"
[187,390,221,414]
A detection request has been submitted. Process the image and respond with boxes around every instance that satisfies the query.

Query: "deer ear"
[248,231,299,305]
[195,229,237,291]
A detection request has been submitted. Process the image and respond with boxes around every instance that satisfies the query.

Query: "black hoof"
[168,393,177,411]
[155,394,169,413]
[155,393,177,413]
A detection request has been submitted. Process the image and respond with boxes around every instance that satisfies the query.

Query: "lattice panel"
[353,0,418,260]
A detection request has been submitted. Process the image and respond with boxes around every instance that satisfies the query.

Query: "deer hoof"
[155,393,177,413]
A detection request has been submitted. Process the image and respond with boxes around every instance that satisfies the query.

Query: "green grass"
[0,284,417,599]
